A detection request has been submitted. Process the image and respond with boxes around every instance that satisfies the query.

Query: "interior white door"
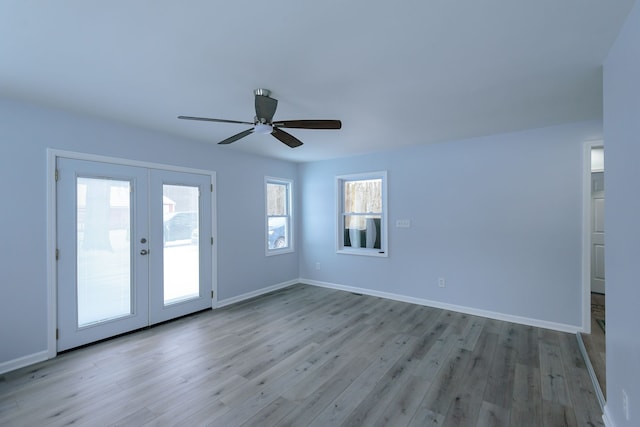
[57,158,213,351]
[591,171,605,294]
[57,159,150,351]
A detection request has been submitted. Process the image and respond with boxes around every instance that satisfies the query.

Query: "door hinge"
[211,184,214,192]
[55,169,59,182]
[211,237,214,245]
[56,249,60,260]
[56,328,59,340]
[211,290,214,299]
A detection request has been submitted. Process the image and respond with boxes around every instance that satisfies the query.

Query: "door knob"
[140,249,149,255]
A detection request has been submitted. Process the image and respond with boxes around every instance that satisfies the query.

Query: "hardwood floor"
[0,284,603,426]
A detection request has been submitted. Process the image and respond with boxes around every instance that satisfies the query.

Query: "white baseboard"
[576,333,606,411]
[215,279,299,309]
[603,405,616,427]
[0,350,50,375]
[300,278,582,334]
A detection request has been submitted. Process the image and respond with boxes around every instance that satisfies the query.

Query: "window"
[337,171,387,256]
[266,177,293,255]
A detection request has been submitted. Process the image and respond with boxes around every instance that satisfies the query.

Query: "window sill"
[337,248,388,257]
[266,247,295,257]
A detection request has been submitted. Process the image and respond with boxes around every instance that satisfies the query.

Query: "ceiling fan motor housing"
[254,88,271,97]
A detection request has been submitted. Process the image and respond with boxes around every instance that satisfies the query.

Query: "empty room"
[1,2,640,426]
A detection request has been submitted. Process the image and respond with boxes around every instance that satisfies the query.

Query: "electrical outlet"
[438,277,446,288]
[623,389,630,420]
[315,262,321,270]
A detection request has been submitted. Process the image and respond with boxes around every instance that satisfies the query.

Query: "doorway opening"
[580,142,606,406]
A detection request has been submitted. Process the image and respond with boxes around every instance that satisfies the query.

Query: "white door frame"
[46,149,217,358]
[581,140,604,333]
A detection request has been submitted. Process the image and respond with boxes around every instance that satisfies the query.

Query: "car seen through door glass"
[163,211,198,243]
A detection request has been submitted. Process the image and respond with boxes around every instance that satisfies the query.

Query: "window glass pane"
[163,185,199,305]
[343,215,381,249]
[268,216,288,249]
[344,179,382,214]
[77,177,132,327]
[267,183,288,215]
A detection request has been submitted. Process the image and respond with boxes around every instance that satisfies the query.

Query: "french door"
[56,158,213,351]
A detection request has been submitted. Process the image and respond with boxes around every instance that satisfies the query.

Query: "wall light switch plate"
[396,219,411,228]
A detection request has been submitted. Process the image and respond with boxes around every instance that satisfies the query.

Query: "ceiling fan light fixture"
[254,123,273,134]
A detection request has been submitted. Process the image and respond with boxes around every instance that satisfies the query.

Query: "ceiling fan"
[178,89,342,148]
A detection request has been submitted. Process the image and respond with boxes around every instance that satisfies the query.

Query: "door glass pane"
[77,177,132,327]
[163,184,199,305]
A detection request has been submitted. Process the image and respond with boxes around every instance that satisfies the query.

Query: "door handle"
[140,249,149,255]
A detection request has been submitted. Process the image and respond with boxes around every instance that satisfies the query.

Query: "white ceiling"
[0,1,635,162]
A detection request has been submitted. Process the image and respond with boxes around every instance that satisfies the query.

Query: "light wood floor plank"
[307,334,417,427]
[414,329,460,380]
[408,403,446,426]
[443,330,499,426]
[542,401,578,427]
[539,341,572,407]
[483,323,518,409]
[277,356,371,426]
[374,374,433,427]
[280,323,379,402]
[419,346,475,417]
[339,337,427,426]
[509,363,543,427]
[475,401,510,427]
[212,343,322,425]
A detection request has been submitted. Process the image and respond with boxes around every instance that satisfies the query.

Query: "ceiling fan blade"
[255,95,278,123]
[178,116,254,125]
[272,128,303,148]
[218,128,254,145]
[272,119,342,130]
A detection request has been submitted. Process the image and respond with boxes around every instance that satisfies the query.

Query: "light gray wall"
[299,121,602,327]
[603,1,640,425]
[0,97,299,366]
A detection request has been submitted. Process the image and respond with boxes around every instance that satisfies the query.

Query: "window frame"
[265,176,294,256]
[336,171,388,257]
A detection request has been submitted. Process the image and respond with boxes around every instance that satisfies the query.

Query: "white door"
[591,171,605,294]
[57,158,213,351]
[148,169,212,324]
